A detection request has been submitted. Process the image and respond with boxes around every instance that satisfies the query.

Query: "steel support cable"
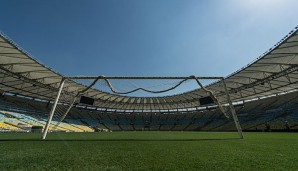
[191,76,229,118]
[55,77,101,127]
[103,77,189,94]
[55,75,228,128]
[75,77,101,96]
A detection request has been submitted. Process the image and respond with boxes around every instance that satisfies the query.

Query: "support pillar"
[221,79,244,139]
[42,79,65,140]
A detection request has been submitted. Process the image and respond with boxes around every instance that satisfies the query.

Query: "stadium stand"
[1,90,298,132]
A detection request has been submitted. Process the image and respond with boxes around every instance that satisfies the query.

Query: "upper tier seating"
[1,90,298,132]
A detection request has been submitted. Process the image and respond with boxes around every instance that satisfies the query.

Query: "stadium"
[1,1,298,170]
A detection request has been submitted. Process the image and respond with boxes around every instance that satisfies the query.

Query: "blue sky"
[1,0,298,96]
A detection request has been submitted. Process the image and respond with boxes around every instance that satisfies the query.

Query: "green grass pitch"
[0,131,297,170]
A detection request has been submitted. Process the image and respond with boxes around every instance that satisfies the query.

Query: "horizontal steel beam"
[64,76,224,80]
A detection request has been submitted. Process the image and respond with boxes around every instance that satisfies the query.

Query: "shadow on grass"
[0,138,242,142]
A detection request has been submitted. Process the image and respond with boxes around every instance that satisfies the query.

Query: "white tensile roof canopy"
[1,26,298,111]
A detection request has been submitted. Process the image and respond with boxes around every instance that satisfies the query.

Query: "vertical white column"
[42,79,65,140]
[221,79,244,139]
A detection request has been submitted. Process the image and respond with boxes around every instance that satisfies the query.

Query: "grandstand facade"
[1,25,298,134]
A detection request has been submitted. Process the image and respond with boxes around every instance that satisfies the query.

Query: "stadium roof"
[1,25,298,111]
